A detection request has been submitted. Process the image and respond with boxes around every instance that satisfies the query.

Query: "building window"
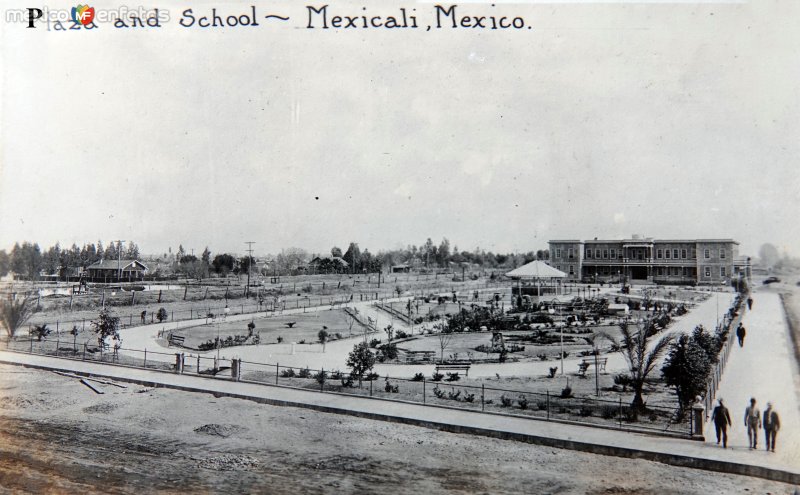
[610,249,616,259]
[569,265,574,275]
[585,248,592,259]
[720,267,726,277]
[657,249,663,259]
[720,249,726,259]
[704,249,710,259]
[704,267,711,277]
[665,249,671,259]
[681,249,687,259]
[673,249,679,259]
[595,249,600,258]
[556,249,561,259]
[603,250,608,259]
[568,248,574,259]
[657,267,663,276]
[691,248,697,259]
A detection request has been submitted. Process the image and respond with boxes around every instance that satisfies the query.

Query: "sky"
[1,0,798,258]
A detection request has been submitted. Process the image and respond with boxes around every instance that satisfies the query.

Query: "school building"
[548,237,751,285]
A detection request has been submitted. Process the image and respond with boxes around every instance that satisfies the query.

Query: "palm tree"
[615,318,674,411]
[0,297,34,344]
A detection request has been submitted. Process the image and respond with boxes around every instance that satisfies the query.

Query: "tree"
[383,324,394,342]
[0,250,9,278]
[212,254,236,275]
[614,319,674,411]
[343,242,361,272]
[91,309,121,348]
[437,330,454,363]
[331,246,343,258]
[0,297,34,342]
[662,333,712,415]
[758,243,780,269]
[318,329,329,352]
[346,341,376,386]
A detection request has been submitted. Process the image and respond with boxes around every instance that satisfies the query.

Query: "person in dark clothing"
[711,398,732,448]
[747,296,753,310]
[763,402,781,452]
[736,323,746,347]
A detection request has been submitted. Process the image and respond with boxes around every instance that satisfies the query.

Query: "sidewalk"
[704,291,800,468]
[0,349,797,485]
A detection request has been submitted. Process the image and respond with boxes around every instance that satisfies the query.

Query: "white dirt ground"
[0,364,795,494]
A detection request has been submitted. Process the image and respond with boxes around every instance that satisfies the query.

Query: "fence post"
[481,384,485,411]
[30,335,33,353]
[423,378,426,404]
[83,343,86,360]
[197,355,201,373]
[619,396,623,428]
[276,363,279,385]
[143,349,147,368]
[546,390,550,420]
[370,379,373,397]
[320,368,324,392]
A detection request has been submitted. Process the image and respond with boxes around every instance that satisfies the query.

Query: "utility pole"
[245,241,255,298]
[113,240,125,282]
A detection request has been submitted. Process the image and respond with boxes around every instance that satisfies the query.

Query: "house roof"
[309,256,348,267]
[87,259,149,271]
[505,261,566,279]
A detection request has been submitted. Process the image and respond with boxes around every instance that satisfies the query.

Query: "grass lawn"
[172,310,361,348]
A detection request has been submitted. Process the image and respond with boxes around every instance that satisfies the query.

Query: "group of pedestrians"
[711,397,781,452]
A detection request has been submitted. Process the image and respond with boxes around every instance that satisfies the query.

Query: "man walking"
[744,398,761,449]
[736,323,746,347]
[710,398,732,448]
[747,296,753,310]
[763,402,781,452]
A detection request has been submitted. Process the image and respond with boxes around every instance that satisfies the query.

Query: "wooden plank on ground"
[80,379,104,394]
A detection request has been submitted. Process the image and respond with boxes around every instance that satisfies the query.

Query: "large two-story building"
[548,237,750,285]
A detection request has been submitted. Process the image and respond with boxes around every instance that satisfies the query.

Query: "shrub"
[381,342,398,360]
[298,339,306,344]
[340,374,355,388]
[314,370,328,384]
[156,308,168,323]
[365,372,380,381]
[537,401,548,411]
[518,395,529,410]
[463,393,475,403]
[447,389,461,401]
[537,353,548,361]
[395,330,409,339]
[445,372,461,382]
[432,372,444,382]
[298,367,311,378]
[280,368,296,378]
[277,336,284,343]
[560,386,573,399]
[335,332,343,340]
[547,367,558,378]
[601,406,617,419]
[433,386,446,399]
[613,373,631,391]
[500,394,513,408]
[331,370,343,380]
[412,372,425,382]
[385,379,399,393]
[369,338,381,348]
[579,406,593,417]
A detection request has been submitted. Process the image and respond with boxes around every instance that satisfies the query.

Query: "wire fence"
[6,337,691,439]
[21,285,515,335]
[701,293,746,416]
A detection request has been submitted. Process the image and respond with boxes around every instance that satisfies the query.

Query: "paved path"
[704,291,800,467]
[0,349,797,484]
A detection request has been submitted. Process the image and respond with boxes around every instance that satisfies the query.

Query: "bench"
[577,357,608,377]
[168,335,185,347]
[436,363,471,377]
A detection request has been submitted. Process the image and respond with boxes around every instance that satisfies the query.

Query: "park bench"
[436,362,471,377]
[168,335,185,347]
[577,357,608,377]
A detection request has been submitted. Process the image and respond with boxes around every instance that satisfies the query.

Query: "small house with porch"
[86,259,149,282]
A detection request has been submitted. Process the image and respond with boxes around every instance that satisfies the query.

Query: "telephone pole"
[245,241,256,298]
[113,240,125,282]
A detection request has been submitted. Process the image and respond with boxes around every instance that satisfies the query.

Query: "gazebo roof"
[505,261,566,279]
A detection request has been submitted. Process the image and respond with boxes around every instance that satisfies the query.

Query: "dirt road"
[0,365,795,494]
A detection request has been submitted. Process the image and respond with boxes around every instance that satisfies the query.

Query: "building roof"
[309,256,348,267]
[505,261,567,279]
[87,259,149,271]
